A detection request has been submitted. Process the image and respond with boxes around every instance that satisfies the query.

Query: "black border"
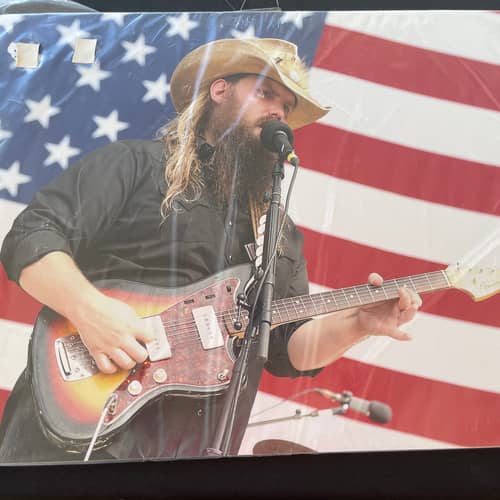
[1,448,500,498]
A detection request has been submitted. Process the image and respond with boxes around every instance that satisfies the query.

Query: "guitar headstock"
[445,264,500,301]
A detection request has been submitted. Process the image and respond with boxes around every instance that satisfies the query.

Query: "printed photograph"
[0,10,499,464]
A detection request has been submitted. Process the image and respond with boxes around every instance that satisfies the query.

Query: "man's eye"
[256,88,272,99]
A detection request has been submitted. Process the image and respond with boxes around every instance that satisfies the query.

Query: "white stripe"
[309,282,500,394]
[284,164,500,265]
[0,319,31,391]
[310,68,500,167]
[240,392,455,454]
[325,11,500,66]
[0,198,25,243]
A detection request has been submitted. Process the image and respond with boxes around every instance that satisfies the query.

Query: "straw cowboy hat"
[170,38,330,130]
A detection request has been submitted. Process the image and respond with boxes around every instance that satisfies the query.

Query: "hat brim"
[170,38,330,130]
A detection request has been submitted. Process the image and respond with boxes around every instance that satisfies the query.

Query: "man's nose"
[268,105,286,123]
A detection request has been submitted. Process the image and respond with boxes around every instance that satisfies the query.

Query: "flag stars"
[142,74,170,105]
[0,14,23,33]
[92,110,129,142]
[0,162,31,197]
[122,34,156,66]
[56,20,90,46]
[44,136,81,170]
[25,95,60,128]
[76,61,112,92]
[230,25,256,40]
[280,12,314,29]
[166,13,198,41]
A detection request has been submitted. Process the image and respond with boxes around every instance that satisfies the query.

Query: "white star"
[231,25,256,40]
[75,61,112,92]
[122,34,156,66]
[0,14,23,33]
[0,124,12,142]
[44,136,81,170]
[165,13,198,41]
[57,20,90,47]
[0,162,31,197]
[24,95,60,128]
[101,13,127,26]
[92,110,129,142]
[280,12,314,29]
[142,74,170,105]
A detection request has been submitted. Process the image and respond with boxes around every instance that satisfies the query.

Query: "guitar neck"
[268,270,451,327]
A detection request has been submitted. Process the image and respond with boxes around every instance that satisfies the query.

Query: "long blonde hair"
[159,88,212,216]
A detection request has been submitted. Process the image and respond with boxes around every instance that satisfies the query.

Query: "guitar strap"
[248,194,262,245]
[248,194,285,260]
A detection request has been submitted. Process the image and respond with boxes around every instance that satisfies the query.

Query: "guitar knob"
[153,368,167,383]
[127,380,143,396]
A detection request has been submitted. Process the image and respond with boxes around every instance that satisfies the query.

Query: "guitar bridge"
[55,336,99,381]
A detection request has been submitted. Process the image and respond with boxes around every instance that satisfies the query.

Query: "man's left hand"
[356,273,423,341]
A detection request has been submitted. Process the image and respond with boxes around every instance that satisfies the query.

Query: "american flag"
[0,11,499,458]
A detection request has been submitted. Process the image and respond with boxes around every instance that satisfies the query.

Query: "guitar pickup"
[192,306,224,350]
[144,315,171,362]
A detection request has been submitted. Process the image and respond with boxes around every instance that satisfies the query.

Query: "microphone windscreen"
[260,121,294,152]
[368,401,392,424]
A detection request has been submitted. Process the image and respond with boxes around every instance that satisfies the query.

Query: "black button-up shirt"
[1,140,319,459]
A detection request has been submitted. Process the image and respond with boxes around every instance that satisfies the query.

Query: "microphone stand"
[205,157,286,457]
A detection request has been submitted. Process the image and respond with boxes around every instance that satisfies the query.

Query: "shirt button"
[228,255,232,261]
[228,220,232,226]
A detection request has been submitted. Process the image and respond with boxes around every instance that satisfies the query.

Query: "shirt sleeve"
[264,220,322,379]
[0,142,141,283]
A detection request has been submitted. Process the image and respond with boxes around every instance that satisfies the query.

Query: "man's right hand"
[72,295,156,374]
[19,251,156,374]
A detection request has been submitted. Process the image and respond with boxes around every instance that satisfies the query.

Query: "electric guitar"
[29,263,499,451]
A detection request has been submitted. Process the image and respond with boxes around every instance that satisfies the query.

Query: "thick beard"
[204,118,277,211]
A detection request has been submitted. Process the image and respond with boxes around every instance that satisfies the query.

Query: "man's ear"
[209,78,232,104]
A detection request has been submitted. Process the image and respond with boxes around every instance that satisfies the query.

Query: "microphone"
[260,121,299,166]
[315,389,392,424]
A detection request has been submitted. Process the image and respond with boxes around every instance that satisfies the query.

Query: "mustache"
[216,116,279,142]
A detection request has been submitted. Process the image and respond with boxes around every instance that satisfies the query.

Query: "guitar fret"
[353,286,363,306]
[308,295,321,316]
[341,287,352,308]
[408,275,418,293]
[321,292,337,312]
[272,306,283,324]
[365,284,376,304]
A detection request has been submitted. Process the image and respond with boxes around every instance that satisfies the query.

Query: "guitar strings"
[159,272,445,338]
[151,272,447,345]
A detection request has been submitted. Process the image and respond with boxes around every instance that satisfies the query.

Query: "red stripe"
[314,25,500,112]
[0,265,41,324]
[296,124,500,216]
[301,227,500,329]
[0,388,11,422]
[260,357,500,447]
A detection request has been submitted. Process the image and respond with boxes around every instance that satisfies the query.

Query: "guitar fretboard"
[228,270,451,328]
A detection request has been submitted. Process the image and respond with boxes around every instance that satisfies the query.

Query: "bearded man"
[0,38,422,462]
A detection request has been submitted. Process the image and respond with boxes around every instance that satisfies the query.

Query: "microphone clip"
[330,390,353,416]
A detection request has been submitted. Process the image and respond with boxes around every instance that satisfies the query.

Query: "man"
[0,38,421,462]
